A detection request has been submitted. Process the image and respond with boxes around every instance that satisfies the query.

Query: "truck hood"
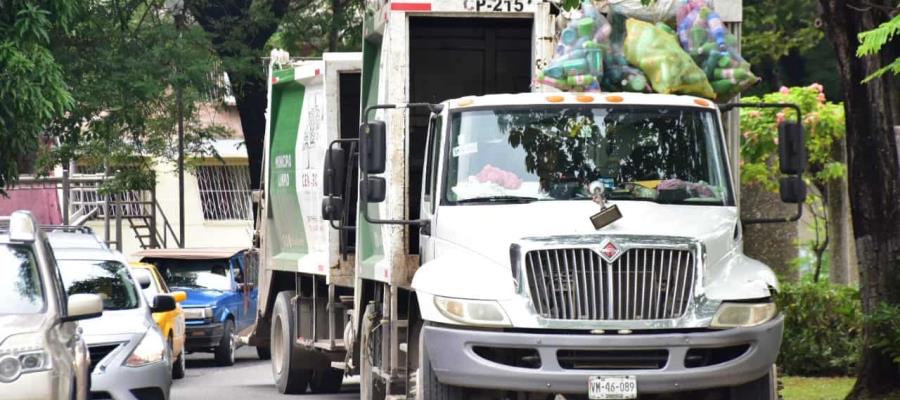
[172,287,228,308]
[433,200,737,270]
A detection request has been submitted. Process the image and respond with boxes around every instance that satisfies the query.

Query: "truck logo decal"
[599,240,620,262]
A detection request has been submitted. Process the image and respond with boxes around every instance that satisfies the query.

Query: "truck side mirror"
[365,177,386,203]
[323,148,346,196]
[779,122,806,174]
[322,196,343,221]
[361,121,386,174]
[779,176,807,204]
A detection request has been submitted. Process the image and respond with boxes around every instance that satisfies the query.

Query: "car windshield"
[445,106,732,205]
[132,268,161,299]
[0,244,45,314]
[58,260,140,310]
[160,261,235,292]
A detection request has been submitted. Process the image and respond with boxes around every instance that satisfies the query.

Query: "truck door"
[419,114,443,263]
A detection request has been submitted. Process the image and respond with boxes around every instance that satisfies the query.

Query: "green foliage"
[776,281,862,376]
[866,303,900,363]
[42,1,226,190]
[739,85,846,190]
[272,0,362,55]
[857,14,900,83]
[743,0,823,66]
[0,0,75,191]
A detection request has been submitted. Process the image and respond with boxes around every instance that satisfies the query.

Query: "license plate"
[588,376,637,400]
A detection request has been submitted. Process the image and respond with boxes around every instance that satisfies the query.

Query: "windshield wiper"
[455,196,539,205]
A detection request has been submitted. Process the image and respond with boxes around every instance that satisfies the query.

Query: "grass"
[782,376,855,400]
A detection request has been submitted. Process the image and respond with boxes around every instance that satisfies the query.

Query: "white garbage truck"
[252,1,809,399]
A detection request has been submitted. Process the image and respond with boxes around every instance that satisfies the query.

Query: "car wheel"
[172,342,186,379]
[214,319,236,366]
[272,291,313,394]
[256,345,271,360]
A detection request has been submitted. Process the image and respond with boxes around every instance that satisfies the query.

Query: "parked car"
[0,212,102,400]
[130,262,187,379]
[49,231,176,400]
[134,248,262,366]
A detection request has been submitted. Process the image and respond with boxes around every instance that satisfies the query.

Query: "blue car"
[134,248,263,366]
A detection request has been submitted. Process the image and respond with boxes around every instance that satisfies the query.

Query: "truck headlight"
[433,296,511,327]
[0,349,51,383]
[710,302,777,328]
[184,306,214,321]
[124,329,167,367]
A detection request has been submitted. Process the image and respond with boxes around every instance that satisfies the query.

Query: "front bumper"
[423,315,783,394]
[184,321,224,350]
[91,359,170,400]
[1,369,55,400]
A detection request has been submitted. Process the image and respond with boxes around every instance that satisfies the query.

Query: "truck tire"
[309,368,344,393]
[731,365,780,400]
[272,291,313,394]
[214,319,236,366]
[256,345,271,360]
[418,322,463,400]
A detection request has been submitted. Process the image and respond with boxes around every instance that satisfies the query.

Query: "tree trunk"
[827,137,855,285]
[740,182,800,281]
[328,0,341,52]
[818,1,900,398]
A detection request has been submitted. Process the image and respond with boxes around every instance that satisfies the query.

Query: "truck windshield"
[445,106,732,205]
[0,244,45,314]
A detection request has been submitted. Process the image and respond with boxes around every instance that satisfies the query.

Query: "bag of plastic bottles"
[623,18,715,98]
[608,0,680,23]
[537,1,651,93]
[675,0,758,100]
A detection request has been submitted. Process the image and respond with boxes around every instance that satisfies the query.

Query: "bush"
[776,281,862,376]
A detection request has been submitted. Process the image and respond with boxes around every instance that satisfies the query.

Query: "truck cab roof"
[442,92,719,111]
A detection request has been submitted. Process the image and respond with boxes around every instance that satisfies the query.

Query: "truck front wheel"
[272,291,313,394]
[417,322,463,400]
[730,365,781,400]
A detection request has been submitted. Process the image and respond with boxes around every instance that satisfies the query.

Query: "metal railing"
[196,165,252,221]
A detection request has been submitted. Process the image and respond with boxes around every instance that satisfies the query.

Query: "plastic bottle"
[543,63,566,79]
[707,11,727,48]
[562,58,590,76]
[567,74,596,87]
[577,17,597,37]
[586,48,604,75]
[561,27,578,46]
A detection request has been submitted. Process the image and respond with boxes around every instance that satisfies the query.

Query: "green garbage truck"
[253,1,809,399]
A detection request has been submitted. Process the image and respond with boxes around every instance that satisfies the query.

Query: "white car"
[49,231,176,400]
[0,211,103,400]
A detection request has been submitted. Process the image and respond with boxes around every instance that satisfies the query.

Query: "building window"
[196,165,252,221]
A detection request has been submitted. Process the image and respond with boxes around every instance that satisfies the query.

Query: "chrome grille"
[524,248,695,320]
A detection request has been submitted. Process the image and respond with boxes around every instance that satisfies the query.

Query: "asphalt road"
[171,346,360,400]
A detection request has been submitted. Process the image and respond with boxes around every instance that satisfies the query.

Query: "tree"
[185,0,291,193]
[43,1,224,190]
[816,1,900,398]
[0,1,74,191]
[273,0,362,55]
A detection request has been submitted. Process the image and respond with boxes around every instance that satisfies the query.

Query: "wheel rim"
[272,315,284,375]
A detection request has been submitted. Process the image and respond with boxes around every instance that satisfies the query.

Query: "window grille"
[196,165,252,221]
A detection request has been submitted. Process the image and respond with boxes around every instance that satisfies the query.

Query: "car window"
[132,268,161,301]
[58,260,140,310]
[161,260,235,291]
[0,244,45,314]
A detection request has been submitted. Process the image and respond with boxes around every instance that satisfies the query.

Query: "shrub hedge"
[775,281,862,376]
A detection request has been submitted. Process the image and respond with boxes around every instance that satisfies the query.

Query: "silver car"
[50,232,175,400]
[0,211,103,400]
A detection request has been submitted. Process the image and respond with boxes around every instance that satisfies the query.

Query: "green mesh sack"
[623,18,714,98]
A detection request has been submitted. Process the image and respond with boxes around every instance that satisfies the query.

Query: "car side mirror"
[322,196,343,221]
[779,176,807,204]
[323,148,346,197]
[361,121,386,174]
[779,122,806,174]
[365,177,386,203]
[151,294,177,313]
[62,294,103,322]
[136,274,152,289]
[171,291,187,303]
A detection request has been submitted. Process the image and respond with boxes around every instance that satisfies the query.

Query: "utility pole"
[175,9,186,248]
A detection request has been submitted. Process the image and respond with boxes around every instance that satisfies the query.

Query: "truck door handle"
[420,222,431,236]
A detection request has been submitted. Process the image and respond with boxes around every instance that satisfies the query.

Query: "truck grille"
[524,247,695,320]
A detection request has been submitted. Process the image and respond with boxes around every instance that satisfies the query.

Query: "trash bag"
[623,18,715,98]
[675,0,759,100]
[537,1,651,93]
[608,0,680,23]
